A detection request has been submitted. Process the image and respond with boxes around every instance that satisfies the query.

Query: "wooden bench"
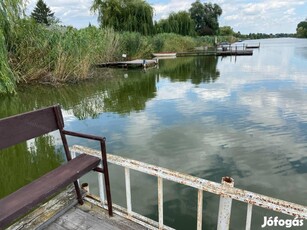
[0,105,113,228]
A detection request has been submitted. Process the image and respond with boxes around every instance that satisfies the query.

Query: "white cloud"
[152,0,193,20]
[193,88,230,101]
[155,80,192,100]
[218,0,306,33]
[26,0,307,33]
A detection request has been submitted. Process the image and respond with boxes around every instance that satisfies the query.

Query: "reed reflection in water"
[1,38,307,229]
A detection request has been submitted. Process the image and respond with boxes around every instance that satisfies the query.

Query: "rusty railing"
[71,145,307,230]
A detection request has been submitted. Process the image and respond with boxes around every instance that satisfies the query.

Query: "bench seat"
[0,153,100,228]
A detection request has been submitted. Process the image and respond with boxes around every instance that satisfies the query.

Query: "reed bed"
[0,8,234,94]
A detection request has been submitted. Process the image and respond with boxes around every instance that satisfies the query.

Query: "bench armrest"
[62,130,106,142]
[61,129,113,216]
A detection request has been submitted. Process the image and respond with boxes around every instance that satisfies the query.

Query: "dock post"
[217,177,234,230]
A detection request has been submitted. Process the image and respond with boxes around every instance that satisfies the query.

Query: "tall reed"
[0,30,15,94]
[0,0,24,94]
[151,33,197,52]
[119,32,153,59]
[11,24,121,83]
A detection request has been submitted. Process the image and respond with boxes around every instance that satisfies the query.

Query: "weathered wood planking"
[46,202,146,230]
[96,59,157,68]
[7,187,78,230]
[177,50,253,57]
[0,154,100,228]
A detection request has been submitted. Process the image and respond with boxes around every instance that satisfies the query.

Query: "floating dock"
[216,50,253,56]
[96,59,157,68]
[96,48,254,68]
[177,49,253,57]
[245,43,260,49]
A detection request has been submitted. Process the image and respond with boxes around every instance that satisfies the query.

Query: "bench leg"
[73,181,84,205]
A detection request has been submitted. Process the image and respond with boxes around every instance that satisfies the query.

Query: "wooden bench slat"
[0,154,100,228]
[0,106,61,150]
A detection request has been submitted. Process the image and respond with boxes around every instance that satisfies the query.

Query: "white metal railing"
[71,145,307,230]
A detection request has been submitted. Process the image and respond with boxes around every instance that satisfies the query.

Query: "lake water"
[1,38,307,229]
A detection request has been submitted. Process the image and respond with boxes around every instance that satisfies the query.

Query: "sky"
[26,0,307,34]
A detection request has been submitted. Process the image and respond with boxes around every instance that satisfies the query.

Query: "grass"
[0,30,16,94]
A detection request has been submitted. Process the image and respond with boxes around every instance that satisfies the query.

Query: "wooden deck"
[177,49,253,57]
[96,59,157,68]
[216,50,253,56]
[7,187,145,230]
[46,203,145,230]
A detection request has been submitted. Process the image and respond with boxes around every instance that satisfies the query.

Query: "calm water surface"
[1,38,307,229]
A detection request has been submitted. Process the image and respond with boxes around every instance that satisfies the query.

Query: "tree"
[189,0,222,36]
[155,11,195,36]
[219,26,234,36]
[31,0,57,26]
[91,0,154,35]
[296,20,307,38]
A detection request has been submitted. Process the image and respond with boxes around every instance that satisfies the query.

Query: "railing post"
[98,163,106,206]
[125,167,132,216]
[245,203,253,230]
[217,177,234,230]
[197,189,203,230]
[158,177,163,229]
[71,150,76,159]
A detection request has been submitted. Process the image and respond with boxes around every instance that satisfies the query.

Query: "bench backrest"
[0,105,64,150]
[0,105,113,227]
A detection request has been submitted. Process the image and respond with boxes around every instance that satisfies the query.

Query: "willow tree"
[189,0,222,35]
[91,0,154,35]
[155,11,195,36]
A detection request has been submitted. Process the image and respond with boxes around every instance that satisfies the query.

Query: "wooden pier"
[216,50,253,56]
[245,43,260,49]
[96,59,157,68]
[177,49,253,57]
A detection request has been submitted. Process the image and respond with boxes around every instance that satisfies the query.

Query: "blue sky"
[26,0,307,34]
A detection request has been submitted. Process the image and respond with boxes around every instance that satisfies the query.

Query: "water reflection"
[159,56,220,84]
[1,38,307,229]
[0,135,63,198]
[0,70,157,120]
[103,71,156,114]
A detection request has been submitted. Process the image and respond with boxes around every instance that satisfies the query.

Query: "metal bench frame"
[0,105,113,228]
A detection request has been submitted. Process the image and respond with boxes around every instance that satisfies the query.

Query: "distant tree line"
[239,33,296,39]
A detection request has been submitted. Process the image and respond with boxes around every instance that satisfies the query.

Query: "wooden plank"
[46,202,146,230]
[177,50,253,57]
[96,59,157,68]
[0,154,100,228]
[0,105,62,150]
[7,186,78,230]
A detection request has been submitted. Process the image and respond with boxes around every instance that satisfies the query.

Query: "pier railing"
[71,145,307,230]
